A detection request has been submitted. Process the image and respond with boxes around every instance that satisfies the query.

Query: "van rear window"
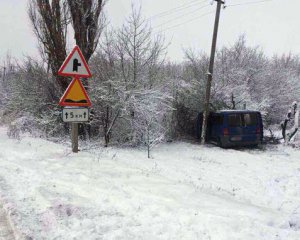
[243,113,257,126]
[228,114,242,127]
[228,113,258,127]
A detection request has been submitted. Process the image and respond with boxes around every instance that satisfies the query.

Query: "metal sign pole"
[71,123,79,153]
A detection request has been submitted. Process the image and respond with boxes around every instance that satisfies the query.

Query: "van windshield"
[228,113,258,127]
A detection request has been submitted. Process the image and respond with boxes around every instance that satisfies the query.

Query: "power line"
[154,10,215,34]
[153,0,275,34]
[153,3,211,29]
[152,0,206,18]
[226,0,273,7]
[150,0,208,19]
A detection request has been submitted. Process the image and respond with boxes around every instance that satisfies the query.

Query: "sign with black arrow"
[58,46,92,78]
[62,107,89,123]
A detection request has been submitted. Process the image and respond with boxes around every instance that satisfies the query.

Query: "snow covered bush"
[1,57,66,138]
[7,115,38,139]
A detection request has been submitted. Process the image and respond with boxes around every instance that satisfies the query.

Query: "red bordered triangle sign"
[59,78,92,107]
[58,46,92,78]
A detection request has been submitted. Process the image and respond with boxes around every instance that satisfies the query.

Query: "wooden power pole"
[2,67,6,82]
[201,0,224,144]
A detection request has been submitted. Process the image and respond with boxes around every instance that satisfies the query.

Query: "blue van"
[196,110,263,147]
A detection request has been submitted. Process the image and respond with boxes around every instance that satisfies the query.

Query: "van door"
[227,113,243,140]
[242,113,259,141]
[211,114,223,141]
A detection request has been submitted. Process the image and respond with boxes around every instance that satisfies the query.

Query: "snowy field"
[0,127,300,239]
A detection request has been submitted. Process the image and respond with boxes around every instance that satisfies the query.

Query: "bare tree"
[28,0,106,91]
[89,31,120,146]
[67,0,106,63]
[28,0,69,91]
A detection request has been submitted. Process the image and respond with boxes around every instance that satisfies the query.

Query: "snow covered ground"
[1,127,300,240]
[0,204,14,240]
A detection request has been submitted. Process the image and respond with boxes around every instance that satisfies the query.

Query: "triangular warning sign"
[59,78,91,107]
[58,46,92,78]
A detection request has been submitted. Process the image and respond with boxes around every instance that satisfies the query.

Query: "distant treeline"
[1,7,299,148]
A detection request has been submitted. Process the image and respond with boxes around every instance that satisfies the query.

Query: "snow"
[0,205,14,240]
[0,127,300,239]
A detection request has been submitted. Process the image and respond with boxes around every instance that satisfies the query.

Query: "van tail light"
[256,127,261,134]
[223,128,229,135]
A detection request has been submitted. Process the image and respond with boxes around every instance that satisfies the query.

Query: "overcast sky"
[0,0,298,63]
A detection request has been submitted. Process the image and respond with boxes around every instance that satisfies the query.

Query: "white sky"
[0,0,298,63]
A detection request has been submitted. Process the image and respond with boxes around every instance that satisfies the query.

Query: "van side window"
[228,114,242,127]
[243,113,257,126]
[212,115,223,125]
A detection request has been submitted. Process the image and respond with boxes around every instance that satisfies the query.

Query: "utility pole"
[2,66,6,82]
[201,0,224,144]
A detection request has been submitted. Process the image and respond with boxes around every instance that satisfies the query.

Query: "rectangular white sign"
[62,108,89,122]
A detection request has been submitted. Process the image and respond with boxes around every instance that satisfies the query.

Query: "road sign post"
[71,123,79,153]
[58,46,92,153]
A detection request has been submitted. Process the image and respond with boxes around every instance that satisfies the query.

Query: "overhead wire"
[153,3,211,29]
[153,0,274,34]
[149,0,208,20]
[226,0,273,7]
[154,10,215,34]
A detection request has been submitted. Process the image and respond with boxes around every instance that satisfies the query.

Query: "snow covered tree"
[264,54,300,124]
[0,53,15,110]
[89,31,121,146]
[213,36,268,111]
[28,0,69,90]
[171,50,209,136]
[111,6,169,146]
[128,89,172,158]
[90,6,172,149]
[281,101,299,143]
